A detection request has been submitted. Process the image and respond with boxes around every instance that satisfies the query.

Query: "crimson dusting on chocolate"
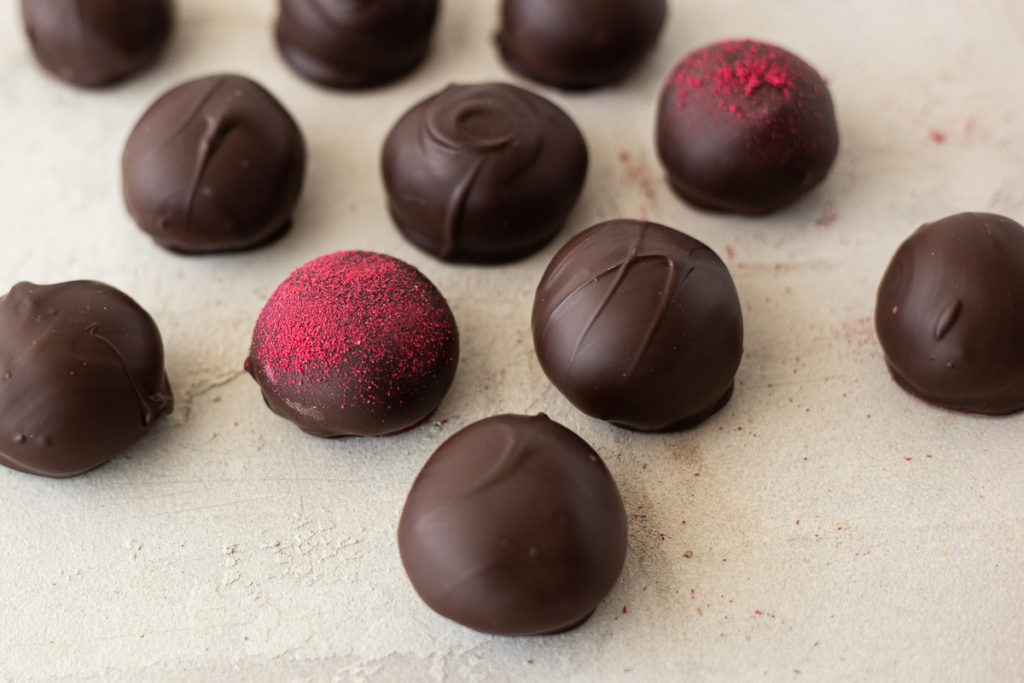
[656,39,838,215]
[246,251,459,437]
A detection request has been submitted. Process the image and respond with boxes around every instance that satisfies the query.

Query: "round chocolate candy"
[276,0,439,89]
[398,413,628,636]
[656,39,839,215]
[21,0,173,87]
[122,74,306,254]
[382,82,588,263]
[245,251,459,437]
[0,281,173,478]
[496,0,667,90]
[875,212,1024,415]
[533,219,743,431]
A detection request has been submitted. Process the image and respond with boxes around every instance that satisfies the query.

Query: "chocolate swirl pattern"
[383,83,588,263]
[532,219,743,431]
[398,414,627,636]
[123,74,306,254]
[0,281,173,478]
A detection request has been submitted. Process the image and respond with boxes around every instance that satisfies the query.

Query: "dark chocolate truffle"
[398,413,628,636]
[497,0,667,90]
[656,39,839,215]
[21,0,172,87]
[533,219,743,431]
[122,74,306,254]
[875,212,1024,415]
[276,0,439,89]
[245,251,459,437]
[0,281,173,478]
[382,82,588,263]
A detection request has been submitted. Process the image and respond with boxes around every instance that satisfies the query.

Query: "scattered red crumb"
[905,457,912,461]
[725,245,736,261]
[815,209,837,226]
[622,605,628,614]
[618,149,657,200]
[929,129,947,144]
[250,251,455,405]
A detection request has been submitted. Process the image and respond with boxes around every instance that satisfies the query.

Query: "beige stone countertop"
[1,1,1023,681]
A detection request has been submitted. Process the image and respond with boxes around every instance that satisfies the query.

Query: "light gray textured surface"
[1,1,1023,681]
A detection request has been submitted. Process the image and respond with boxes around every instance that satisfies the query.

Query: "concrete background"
[0,1,1022,680]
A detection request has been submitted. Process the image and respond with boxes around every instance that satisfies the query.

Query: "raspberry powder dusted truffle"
[245,251,459,437]
[656,39,838,215]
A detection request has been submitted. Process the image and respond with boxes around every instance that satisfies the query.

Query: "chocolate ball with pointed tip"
[21,0,173,87]
[398,413,628,636]
[0,281,173,478]
[533,219,743,431]
[382,82,588,263]
[656,39,839,215]
[497,0,667,90]
[122,74,306,254]
[276,0,439,89]
[875,212,1024,415]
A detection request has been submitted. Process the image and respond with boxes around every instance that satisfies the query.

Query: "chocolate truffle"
[21,0,172,88]
[123,74,306,254]
[496,0,667,90]
[656,39,839,215]
[382,82,588,263]
[276,0,439,89]
[245,251,459,437]
[533,219,743,431]
[0,281,173,478]
[875,212,1024,415]
[398,413,627,636]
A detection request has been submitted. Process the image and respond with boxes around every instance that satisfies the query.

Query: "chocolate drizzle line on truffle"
[0,281,173,478]
[123,74,306,254]
[533,219,743,431]
[87,323,169,427]
[875,212,1024,415]
[398,413,628,636]
[423,85,543,258]
[383,83,587,263]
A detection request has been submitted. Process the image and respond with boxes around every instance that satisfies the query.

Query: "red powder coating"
[251,251,456,409]
[671,40,804,121]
